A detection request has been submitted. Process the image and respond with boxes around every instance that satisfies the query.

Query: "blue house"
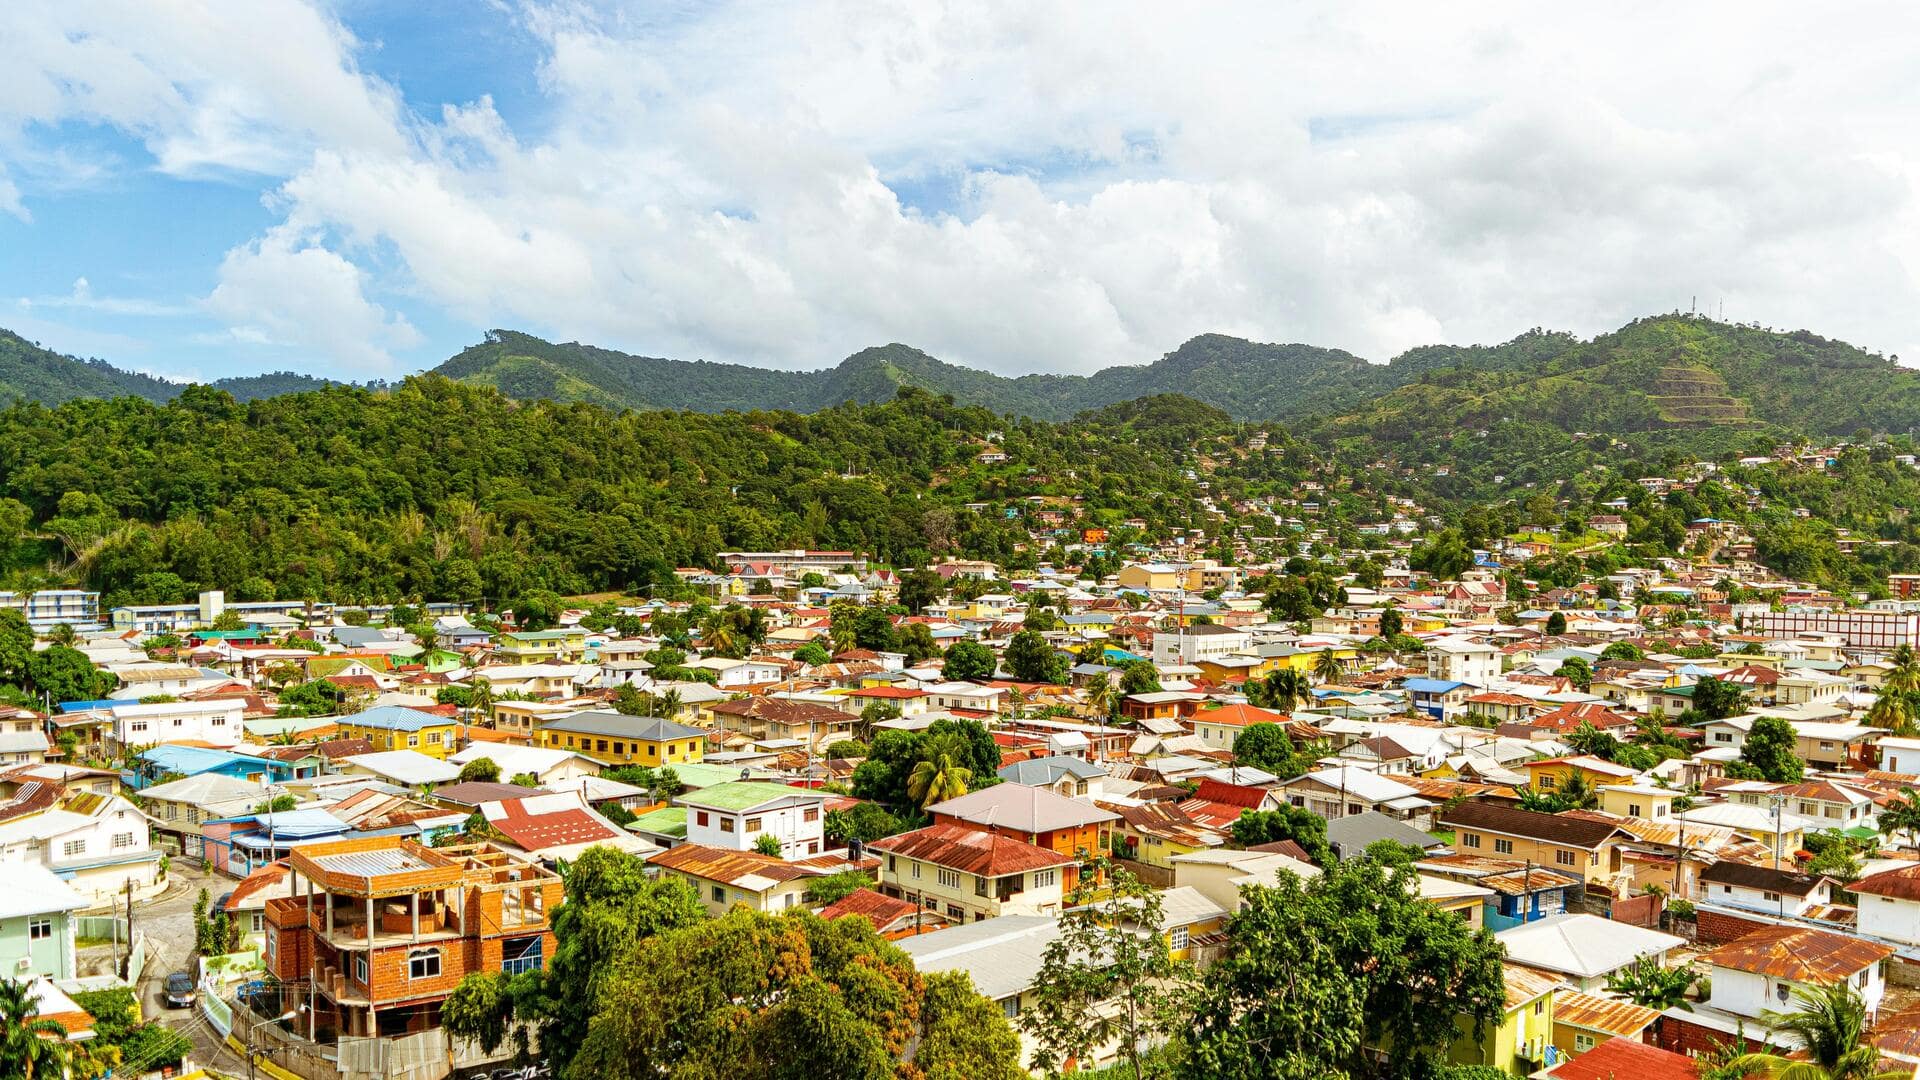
[1401,678,1469,721]
[128,745,298,790]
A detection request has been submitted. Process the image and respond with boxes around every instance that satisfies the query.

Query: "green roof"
[677,780,819,812]
[627,807,688,839]
[667,762,777,790]
[505,629,583,642]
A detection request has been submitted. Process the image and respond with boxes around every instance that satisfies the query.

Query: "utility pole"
[1770,793,1786,918]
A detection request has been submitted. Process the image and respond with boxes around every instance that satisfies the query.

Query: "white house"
[685,656,785,689]
[1851,863,1920,945]
[0,708,50,766]
[446,743,601,788]
[106,698,247,752]
[1493,913,1684,992]
[1702,924,1892,1020]
[923,682,1007,714]
[1698,861,1835,917]
[1151,624,1252,666]
[0,789,162,903]
[677,781,829,858]
[1879,736,1920,777]
[1424,638,1501,685]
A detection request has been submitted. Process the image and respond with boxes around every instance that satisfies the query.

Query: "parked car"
[164,972,196,1008]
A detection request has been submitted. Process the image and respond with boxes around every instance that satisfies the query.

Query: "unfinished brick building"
[264,836,562,1039]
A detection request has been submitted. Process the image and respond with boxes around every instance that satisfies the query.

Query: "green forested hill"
[0,380,1224,605]
[0,329,183,404]
[1308,315,1920,496]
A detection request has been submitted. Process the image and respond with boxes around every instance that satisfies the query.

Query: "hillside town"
[12,529,1920,1079]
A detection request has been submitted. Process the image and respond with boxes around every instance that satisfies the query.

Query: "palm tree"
[1888,644,1920,695]
[1313,649,1343,685]
[1732,981,1904,1079]
[1084,677,1119,721]
[0,976,73,1080]
[1557,769,1600,810]
[1880,788,1920,850]
[1864,688,1917,738]
[1262,668,1312,712]
[908,736,972,809]
[651,688,683,721]
[469,677,495,721]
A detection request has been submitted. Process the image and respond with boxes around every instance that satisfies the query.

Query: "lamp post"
[246,1006,302,1080]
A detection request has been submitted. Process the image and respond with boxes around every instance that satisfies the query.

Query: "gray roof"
[996,756,1109,786]
[540,711,706,741]
[1324,810,1446,858]
[894,915,1063,1000]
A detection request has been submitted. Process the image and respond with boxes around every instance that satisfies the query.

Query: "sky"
[3,2,1919,383]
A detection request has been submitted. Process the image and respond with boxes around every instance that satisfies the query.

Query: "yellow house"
[335,705,464,760]
[1522,756,1640,794]
[534,711,706,766]
[1419,874,1493,930]
[1549,989,1659,1061]
[1448,963,1562,1074]
[1110,803,1227,870]
[1116,563,1181,591]
[1260,645,1361,675]
[1440,801,1629,888]
[1596,783,1678,821]
[494,628,589,662]
[1158,885,1229,965]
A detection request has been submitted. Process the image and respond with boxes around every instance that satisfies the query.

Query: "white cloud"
[6,0,1920,373]
[205,226,422,372]
[21,277,191,318]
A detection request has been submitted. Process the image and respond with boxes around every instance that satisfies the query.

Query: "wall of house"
[1452,829,1606,883]
[879,855,1065,921]
[1858,894,1920,946]
[1448,996,1553,1074]
[0,912,73,980]
[1705,881,1827,917]
[686,802,824,856]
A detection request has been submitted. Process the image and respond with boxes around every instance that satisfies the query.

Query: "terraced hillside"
[1649,365,1752,425]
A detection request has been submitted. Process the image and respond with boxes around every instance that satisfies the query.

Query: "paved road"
[124,859,254,1076]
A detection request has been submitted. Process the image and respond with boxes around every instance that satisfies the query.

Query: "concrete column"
[410,892,419,941]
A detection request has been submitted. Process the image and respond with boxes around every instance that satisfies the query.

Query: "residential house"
[1418,853,1584,929]
[1698,924,1893,1021]
[1151,623,1252,666]
[477,791,652,862]
[709,697,857,752]
[649,843,820,916]
[534,712,707,767]
[1403,678,1472,721]
[335,706,463,760]
[1549,989,1661,1062]
[102,697,247,754]
[0,708,49,767]
[816,888,947,939]
[136,772,266,860]
[994,756,1110,798]
[685,656,786,688]
[1494,912,1684,991]
[494,628,588,662]
[446,743,602,789]
[337,750,460,789]
[265,837,563,1038]
[1448,963,1563,1074]
[0,786,162,902]
[1698,861,1835,916]
[0,864,86,980]
[1106,802,1227,871]
[898,915,1117,1070]
[1545,1035,1698,1080]
[1189,703,1291,752]
[1277,766,1435,827]
[1523,756,1642,795]
[678,781,829,858]
[1426,638,1501,685]
[1166,848,1321,912]
[927,783,1119,868]
[1440,802,1629,888]
[870,823,1075,922]
[1849,862,1920,945]
[1596,783,1677,821]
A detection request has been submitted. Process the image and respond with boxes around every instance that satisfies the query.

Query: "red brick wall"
[1694,907,1774,945]
[1653,1016,1768,1058]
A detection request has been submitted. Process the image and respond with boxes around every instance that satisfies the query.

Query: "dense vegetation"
[0,330,345,406]
[0,380,1213,605]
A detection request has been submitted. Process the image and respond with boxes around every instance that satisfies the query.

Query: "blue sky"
[3,2,1918,382]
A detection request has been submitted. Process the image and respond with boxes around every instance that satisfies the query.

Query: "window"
[112,832,135,849]
[1169,927,1189,951]
[1763,891,1781,902]
[1001,997,1021,1019]
[266,928,276,961]
[28,918,51,940]
[1032,869,1057,888]
[937,868,960,889]
[353,954,368,985]
[911,861,921,879]
[407,735,418,747]
[1493,838,1514,855]
[408,948,441,979]
[613,742,624,756]
[1714,732,1732,743]
[712,885,727,903]
[1574,1034,1594,1052]
[251,913,265,933]
[802,808,819,823]
[1534,999,1544,1015]
[1589,851,1599,866]
[1858,969,1870,988]
[721,817,736,833]
[1555,850,1576,866]
[130,721,148,734]
[502,936,544,975]
[745,817,763,834]
[597,740,609,753]
[427,731,442,744]
[696,811,709,827]
[62,839,86,857]
[1627,803,1641,817]
[1461,833,1481,849]
[946,903,964,920]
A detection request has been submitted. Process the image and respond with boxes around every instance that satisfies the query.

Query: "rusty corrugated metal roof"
[1553,989,1660,1036]
[1703,923,1894,983]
